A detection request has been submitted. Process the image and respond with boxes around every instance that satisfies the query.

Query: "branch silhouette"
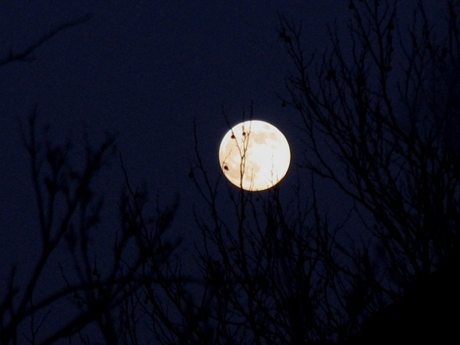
[0,13,91,67]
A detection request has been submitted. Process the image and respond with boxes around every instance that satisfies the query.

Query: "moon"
[218,120,291,191]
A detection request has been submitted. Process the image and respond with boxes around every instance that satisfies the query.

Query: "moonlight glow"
[218,120,291,191]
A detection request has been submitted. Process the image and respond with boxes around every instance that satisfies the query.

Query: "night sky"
[0,0,451,343]
[0,0,345,282]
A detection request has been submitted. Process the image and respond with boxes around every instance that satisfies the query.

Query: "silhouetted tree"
[0,19,180,344]
[279,0,460,341]
[129,0,460,344]
[0,109,180,345]
[15,1,458,344]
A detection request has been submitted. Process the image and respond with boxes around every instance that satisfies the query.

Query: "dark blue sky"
[0,0,454,343]
[0,3,347,341]
[0,0,347,276]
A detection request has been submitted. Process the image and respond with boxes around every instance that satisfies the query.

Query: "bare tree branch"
[0,13,91,67]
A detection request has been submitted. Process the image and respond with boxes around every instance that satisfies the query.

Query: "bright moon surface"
[218,120,291,191]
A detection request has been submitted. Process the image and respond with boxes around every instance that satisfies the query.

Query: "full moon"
[218,120,291,191]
